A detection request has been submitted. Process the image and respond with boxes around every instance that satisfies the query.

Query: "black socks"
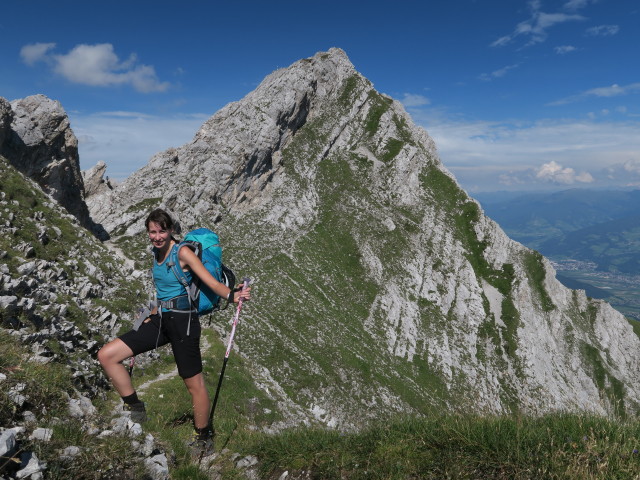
[195,424,213,437]
[122,392,141,405]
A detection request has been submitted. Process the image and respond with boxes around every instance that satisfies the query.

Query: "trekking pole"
[208,278,250,433]
[128,356,135,377]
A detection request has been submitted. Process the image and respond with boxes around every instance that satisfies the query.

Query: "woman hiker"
[97,208,250,454]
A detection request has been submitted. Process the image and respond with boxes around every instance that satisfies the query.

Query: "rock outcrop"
[82,48,640,428]
[0,94,107,239]
[82,160,113,197]
[0,154,169,478]
[0,97,13,147]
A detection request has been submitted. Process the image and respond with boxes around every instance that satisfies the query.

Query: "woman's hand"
[230,283,251,303]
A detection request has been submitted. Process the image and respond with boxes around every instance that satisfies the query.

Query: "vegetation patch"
[124,197,162,215]
[364,90,392,135]
[338,75,362,107]
[381,138,404,163]
[581,341,626,417]
[523,250,556,312]
[242,413,640,479]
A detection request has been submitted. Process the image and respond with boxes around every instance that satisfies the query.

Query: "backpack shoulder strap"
[167,243,192,288]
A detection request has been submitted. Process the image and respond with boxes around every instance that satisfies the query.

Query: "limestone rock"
[82,161,113,197]
[0,96,13,146]
[81,48,640,426]
[0,95,107,239]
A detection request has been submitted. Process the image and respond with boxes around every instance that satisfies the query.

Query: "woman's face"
[147,221,172,250]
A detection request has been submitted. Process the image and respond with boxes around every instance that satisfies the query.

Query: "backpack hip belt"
[160,295,197,312]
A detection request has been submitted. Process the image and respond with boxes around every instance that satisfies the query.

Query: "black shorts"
[119,310,202,379]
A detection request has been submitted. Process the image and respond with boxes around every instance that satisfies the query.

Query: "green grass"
[523,250,556,312]
[241,413,640,479]
[364,90,393,135]
[0,330,147,479]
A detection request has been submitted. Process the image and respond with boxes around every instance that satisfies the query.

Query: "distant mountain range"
[475,189,640,320]
[475,189,640,272]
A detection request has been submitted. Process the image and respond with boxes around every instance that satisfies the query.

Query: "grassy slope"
[240,412,640,479]
[3,72,635,475]
[107,73,633,427]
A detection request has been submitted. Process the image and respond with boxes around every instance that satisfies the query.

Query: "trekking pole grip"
[237,277,250,305]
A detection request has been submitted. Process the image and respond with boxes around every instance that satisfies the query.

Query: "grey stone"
[0,96,14,146]
[16,452,45,479]
[9,384,27,406]
[0,295,18,311]
[82,161,113,197]
[22,411,37,424]
[29,428,53,442]
[58,445,81,461]
[142,433,156,457]
[236,455,259,468]
[0,429,16,457]
[144,453,169,480]
[68,395,97,418]
[17,261,37,276]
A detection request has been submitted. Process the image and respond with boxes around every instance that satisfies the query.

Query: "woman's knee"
[97,339,130,366]
[97,345,111,366]
[184,373,207,395]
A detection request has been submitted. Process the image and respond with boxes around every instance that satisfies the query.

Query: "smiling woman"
[97,207,251,457]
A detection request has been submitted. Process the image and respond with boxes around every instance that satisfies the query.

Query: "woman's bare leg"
[97,339,136,397]
[183,373,211,429]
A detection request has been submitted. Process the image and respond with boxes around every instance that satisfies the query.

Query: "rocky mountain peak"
[87,48,408,232]
[0,94,107,238]
[5,49,639,429]
[80,48,640,426]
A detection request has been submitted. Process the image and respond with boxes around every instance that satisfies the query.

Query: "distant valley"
[475,188,640,320]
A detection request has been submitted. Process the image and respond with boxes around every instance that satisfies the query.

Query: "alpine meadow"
[3,49,640,479]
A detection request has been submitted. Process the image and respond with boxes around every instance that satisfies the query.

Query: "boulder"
[82,161,113,198]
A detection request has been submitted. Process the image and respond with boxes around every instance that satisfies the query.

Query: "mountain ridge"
[82,48,640,426]
[2,49,640,432]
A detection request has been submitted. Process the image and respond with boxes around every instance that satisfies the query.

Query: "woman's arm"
[178,245,250,303]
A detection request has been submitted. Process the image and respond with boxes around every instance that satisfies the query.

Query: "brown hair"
[145,208,175,232]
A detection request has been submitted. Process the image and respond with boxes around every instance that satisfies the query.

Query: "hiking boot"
[124,401,147,423]
[188,428,214,458]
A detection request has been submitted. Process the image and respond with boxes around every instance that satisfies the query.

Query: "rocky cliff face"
[79,49,640,427]
[0,94,107,239]
[0,154,174,478]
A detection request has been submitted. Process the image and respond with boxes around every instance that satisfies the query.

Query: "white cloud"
[586,24,620,36]
[623,159,640,174]
[584,83,640,98]
[20,42,170,93]
[535,160,594,184]
[479,64,520,81]
[400,93,430,107]
[601,158,640,185]
[563,0,596,11]
[549,82,640,105]
[20,42,56,66]
[71,111,209,179]
[410,108,640,190]
[554,45,576,54]
[491,2,586,47]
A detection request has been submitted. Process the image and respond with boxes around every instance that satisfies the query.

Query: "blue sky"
[1,0,638,193]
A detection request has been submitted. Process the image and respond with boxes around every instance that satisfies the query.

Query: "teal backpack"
[167,228,235,315]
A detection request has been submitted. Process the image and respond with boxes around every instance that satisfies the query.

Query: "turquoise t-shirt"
[153,245,193,301]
